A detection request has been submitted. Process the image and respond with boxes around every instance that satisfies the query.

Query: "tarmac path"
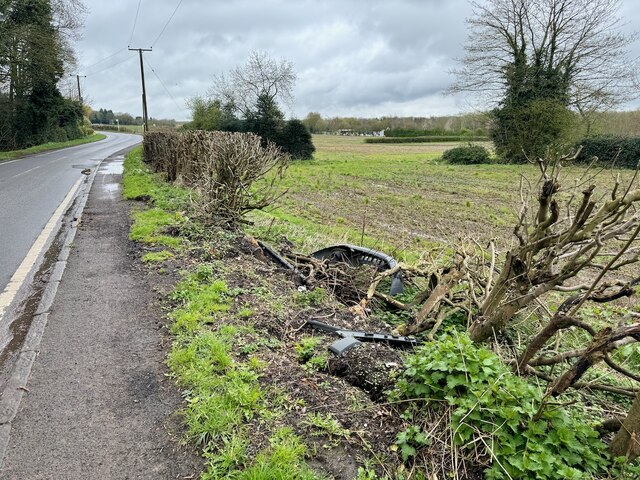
[0,152,200,478]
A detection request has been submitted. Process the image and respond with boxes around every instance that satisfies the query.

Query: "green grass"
[129,208,183,248]
[122,146,191,211]
[167,269,323,479]
[0,133,106,162]
[303,413,350,440]
[123,146,193,250]
[123,146,323,480]
[247,134,635,265]
[141,250,175,263]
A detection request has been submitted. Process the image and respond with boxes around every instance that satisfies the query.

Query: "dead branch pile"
[143,131,288,226]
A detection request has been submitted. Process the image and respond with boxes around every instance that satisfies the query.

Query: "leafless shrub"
[143,131,288,227]
[366,150,640,396]
[469,150,640,344]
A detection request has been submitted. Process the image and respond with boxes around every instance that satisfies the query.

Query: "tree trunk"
[469,252,530,342]
[610,392,640,461]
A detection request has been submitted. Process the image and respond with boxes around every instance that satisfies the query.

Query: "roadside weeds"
[123,146,402,479]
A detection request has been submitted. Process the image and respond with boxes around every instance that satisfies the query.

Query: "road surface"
[0,133,140,296]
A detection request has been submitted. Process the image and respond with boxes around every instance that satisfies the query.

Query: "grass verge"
[122,146,326,479]
[122,138,639,479]
[0,133,106,162]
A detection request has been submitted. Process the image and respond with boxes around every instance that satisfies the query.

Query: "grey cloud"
[76,0,640,120]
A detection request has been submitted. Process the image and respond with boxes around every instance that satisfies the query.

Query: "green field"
[0,133,106,162]
[249,134,633,263]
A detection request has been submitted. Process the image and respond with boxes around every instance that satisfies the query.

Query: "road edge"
[0,145,138,465]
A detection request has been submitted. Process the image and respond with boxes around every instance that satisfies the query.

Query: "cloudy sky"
[72,0,640,122]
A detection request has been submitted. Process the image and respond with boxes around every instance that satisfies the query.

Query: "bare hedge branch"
[143,131,289,227]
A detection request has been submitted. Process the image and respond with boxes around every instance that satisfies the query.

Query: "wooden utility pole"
[76,75,86,104]
[128,47,152,132]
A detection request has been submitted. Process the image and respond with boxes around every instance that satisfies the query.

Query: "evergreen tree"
[279,119,315,160]
[0,0,84,149]
[245,92,285,146]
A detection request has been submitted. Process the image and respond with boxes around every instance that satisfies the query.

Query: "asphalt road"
[0,133,141,293]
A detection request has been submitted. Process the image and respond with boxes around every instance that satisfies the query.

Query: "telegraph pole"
[76,75,86,104]
[128,47,152,132]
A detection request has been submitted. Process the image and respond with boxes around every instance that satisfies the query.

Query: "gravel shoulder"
[0,154,201,479]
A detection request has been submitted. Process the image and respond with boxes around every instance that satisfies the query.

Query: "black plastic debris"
[257,240,307,284]
[328,337,361,355]
[310,244,404,296]
[308,319,419,355]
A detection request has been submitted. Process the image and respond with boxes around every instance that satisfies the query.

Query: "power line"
[82,47,127,72]
[151,0,184,48]
[128,0,143,47]
[145,58,188,118]
[85,55,135,77]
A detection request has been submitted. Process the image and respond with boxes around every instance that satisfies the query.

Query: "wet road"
[0,133,141,295]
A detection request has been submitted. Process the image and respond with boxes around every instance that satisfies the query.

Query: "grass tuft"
[141,250,175,263]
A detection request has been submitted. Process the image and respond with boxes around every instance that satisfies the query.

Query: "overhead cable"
[145,58,188,118]
[85,55,135,77]
[151,0,184,47]
[128,0,143,46]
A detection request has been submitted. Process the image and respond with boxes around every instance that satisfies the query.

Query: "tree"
[452,0,637,162]
[280,119,315,160]
[245,92,285,146]
[185,96,223,131]
[209,50,296,119]
[610,392,640,460]
[0,0,85,149]
[197,52,313,159]
[303,112,324,133]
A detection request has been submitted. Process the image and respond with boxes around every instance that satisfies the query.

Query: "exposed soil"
[134,225,423,478]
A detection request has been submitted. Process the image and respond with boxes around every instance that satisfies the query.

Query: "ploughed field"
[249,134,635,264]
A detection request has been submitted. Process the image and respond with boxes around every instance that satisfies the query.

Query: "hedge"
[442,145,492,165]
[575,136,640,169]
[365,136,489,144]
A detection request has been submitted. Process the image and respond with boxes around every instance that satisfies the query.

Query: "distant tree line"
[89,108,176,128]
[184,52,314,160]
[301,109,640,140]
[301,112,492,136]
[0,0,88,151]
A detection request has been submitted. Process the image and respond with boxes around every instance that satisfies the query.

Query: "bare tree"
[51,0,86,40]
[209,51,296,119]
[452,0,637,111]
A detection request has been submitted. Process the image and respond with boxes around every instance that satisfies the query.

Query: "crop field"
[249,134,634,263]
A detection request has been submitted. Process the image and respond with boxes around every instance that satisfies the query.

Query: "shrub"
[395,332,611,479]
[442,144,492,164]
[575,135,640,169]
[143,131,288,227]
[364,135,489,144]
